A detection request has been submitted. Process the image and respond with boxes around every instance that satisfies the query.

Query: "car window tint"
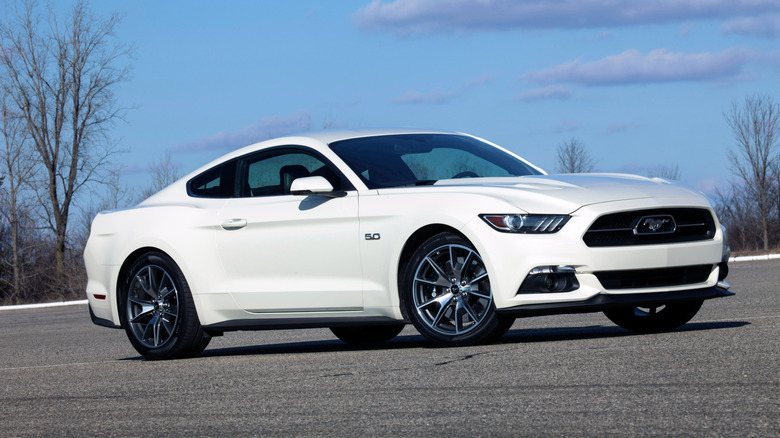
[401,148,514,181]
[329,134,542,189]
[188,160,236,198]
[238,149,344,197]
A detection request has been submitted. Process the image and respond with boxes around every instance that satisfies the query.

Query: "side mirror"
[290,176,347,198]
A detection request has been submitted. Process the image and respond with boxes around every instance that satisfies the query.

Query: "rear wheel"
[402,232,506,346]
[603,300,703,332]
[330,324,405,345]
[122,252,210,360]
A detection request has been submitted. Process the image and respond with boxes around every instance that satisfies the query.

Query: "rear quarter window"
[187,160,237,198]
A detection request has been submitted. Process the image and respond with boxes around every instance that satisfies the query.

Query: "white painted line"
[0,299,88,312]
[729,254,780,263]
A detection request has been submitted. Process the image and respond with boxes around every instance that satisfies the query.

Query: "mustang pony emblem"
[634,215,677,235]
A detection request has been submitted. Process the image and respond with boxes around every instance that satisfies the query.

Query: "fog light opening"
[518,266,580,294]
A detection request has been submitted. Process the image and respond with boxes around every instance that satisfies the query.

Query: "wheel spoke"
[460,299,479,323]
[425,256,451,283]
[453,300,466,333]
[161,315,175,338]
[454,250,474,281]
[469,271,488,286]
[153,316,162,346]
[147,266,159,299]
[468,289,491,300]
[141,314,157,341]
[431,296,454,328]
[417,292,452,312]
[130,306,155,323]
[128,295,153,307]
[135,273,153,300]
[415,276,451,288]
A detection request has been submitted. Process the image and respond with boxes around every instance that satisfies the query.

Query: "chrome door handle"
[221,218,247,230]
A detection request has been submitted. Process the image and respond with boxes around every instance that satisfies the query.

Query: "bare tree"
[555,138,597,173]
[0,0,130,290]
[725,94,780,251]
[0,93,36,303]
[138,150,180,201]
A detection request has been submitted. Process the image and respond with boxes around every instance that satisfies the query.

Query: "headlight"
[480,214,570,233]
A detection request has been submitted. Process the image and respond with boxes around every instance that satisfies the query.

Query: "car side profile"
[84,129,733,359]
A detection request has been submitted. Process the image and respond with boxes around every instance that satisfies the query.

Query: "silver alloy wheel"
[412,243,492,335]
[126,264,180,349]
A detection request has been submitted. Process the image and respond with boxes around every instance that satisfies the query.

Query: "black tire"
[122,252,210,360]
[402,232,505,346]
[330,324,406,345]
[603,300,703,333]
[488,315,516,341]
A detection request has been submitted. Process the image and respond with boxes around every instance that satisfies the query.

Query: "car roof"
[284,128,464,145]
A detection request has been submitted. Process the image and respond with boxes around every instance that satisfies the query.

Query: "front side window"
[237,148,348,197]
[329,134,542,189]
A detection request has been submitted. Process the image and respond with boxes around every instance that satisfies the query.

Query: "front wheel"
[402,232,506,346]
[603,300,703,332]
[122,252,210,360]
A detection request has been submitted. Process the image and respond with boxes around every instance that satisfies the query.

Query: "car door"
[214,147,363,313]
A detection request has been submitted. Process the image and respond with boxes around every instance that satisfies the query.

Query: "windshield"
[329,134,542,189]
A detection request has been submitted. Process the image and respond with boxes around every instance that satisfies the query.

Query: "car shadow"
[140,319,745,360]
[499,320,750,344]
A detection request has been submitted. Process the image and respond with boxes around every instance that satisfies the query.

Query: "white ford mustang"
[85,129,733,359]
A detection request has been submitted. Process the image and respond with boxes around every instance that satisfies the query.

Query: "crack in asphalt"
[434,353,478,366]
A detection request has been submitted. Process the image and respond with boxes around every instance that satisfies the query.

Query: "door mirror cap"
[290,176,347,198]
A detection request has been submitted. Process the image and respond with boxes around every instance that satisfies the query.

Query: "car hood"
[431,173,711,214]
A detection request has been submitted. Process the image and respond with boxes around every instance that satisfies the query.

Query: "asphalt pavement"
[0,260,778,437]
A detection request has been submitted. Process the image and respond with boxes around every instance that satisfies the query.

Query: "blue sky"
[91,0,780,196]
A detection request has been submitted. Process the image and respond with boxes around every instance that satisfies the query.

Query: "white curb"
[0,299,88,312]
[728,254,780,263]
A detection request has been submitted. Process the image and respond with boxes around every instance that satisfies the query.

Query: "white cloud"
[517,85,572,101]
[393,74,493,104]
[523,47,761,86]
[173,110,312,153]
[721,14,780,38]
[353,0,780,34]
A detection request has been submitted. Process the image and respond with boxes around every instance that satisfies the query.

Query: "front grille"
[583,208,715,247]
[595,265,713,290]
